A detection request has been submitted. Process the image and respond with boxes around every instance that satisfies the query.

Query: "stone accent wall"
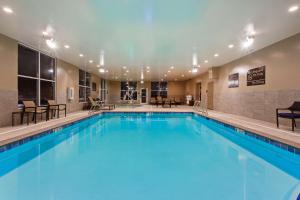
[214,90,300,125]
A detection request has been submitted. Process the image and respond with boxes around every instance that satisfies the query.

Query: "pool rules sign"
[247,66,266,86]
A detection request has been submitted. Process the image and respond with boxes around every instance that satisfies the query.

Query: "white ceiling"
[0,0,299,81]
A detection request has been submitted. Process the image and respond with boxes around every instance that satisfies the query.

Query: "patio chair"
[276,101,300,131]
[150,97,157,106]
[88,97,102,113]
[47,100,67,119]
[156,96,163,107]
[22,101,48,124]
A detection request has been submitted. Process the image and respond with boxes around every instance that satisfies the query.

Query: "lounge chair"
[22,101,48,124]
[150,97,157,106]
[47,100,67,119]
[156,96,163,107]
[276,101,300,131]
[88,97,102,113]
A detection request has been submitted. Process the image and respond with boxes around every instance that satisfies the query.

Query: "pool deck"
[0,105,299,148]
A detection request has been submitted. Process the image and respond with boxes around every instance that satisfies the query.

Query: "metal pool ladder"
[193,100,208,115]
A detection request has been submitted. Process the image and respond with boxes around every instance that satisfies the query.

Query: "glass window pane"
[86,87,91,99]
[121,82,128,90]
[18,45,38,77]
[40,81,55,105]
[79,86,86,102]
[86,72,91,87]
[151,91,159,98]
[151,82,159,90]
[160,91,168,98]
[18,77,37,103]
[40,53,55,80]
[79,70,85,86]
[160,82,168,91]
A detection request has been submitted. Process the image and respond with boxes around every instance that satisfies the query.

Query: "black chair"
[276,102,300,131]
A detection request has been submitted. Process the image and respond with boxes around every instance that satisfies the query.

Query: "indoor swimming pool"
[0,113,299,200]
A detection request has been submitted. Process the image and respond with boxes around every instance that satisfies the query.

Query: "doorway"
[140,88,148,104]
[195,82,202,101]
[207,82,214,110]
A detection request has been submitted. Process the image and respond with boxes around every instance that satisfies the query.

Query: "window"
[100,79,108,102]
[151,81,168,98]
[18,44,56,105]
[79,69,91,102]
[120,81,137,100]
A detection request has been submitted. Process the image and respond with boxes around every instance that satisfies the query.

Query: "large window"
[100,79,108,102]
[79,69,91,102]
[120,81,137,100]
[151,81,168,98]
[18,45,56,105]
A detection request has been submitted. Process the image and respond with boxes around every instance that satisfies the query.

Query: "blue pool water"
[0,113,300,200]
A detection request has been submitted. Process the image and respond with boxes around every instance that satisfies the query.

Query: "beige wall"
[56,59,83,113]
[91,74,101,98]
[187,33,300,124]
[0,34,18,126]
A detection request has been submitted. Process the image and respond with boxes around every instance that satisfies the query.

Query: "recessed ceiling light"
[89,60,93,63]
[228,44,234,49]
[192,68,198,73]
[204,60,208,63]
[126,70,129,73]
[146,66,150,69]
[64,45,70,49]
[79,54,84,57]
[164,74,167,77]
[289,5,299,13]
[97,65,100,68]
[214,54,219,57]
[170,66,174,69]
[3,7,13,14]
[99,68,105,73]
[46,38,57,49]
[106,70,108,73]
[181,74,185,77]
[243,35,255,48]
[123,66,127,69]
[161,79,164,81]
[42,31,49,36]
[188,70,192,73]
[147,70,150,73]
[167,70,171,73]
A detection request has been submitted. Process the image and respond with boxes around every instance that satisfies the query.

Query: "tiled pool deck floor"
[0,105,299,148]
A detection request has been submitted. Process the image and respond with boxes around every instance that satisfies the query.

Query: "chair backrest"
[47,100,56,105]
[22,101,36,112]
[289,102,300,111]
[157,96,162,101]
[88,97,96,106]
[23,101,36,108]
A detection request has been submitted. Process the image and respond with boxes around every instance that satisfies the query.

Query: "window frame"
[17,43,56,105]
[78,69,91,103]
[151,81,168,98]
[120,81,138,100]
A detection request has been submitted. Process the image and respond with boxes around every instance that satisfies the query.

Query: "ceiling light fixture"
[146,66,150,69]
[46,38,57,49]
[167,70,171,73]
[170,66,174,69]
[181,74,185,77]
[42,31,49,36]
[126,70,129,73]
[204,60,208,63]
[289,5,299,13]
[164,74,167,77]
[123,66,127,69]
[64,45,70,49]
[97,65,100,68]
[243,35,255,48]
[192,67,198,73]
[89,60,93,63]
[147,70,150,73]
[228,44,234,49]
[79,54,84,57]
[99,68,105,73]
[3,6,13,14]
[214,54,219,57]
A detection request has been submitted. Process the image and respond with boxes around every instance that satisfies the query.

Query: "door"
[140,88,148,104]
[207,82,214,110]
[195,82,202,101]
